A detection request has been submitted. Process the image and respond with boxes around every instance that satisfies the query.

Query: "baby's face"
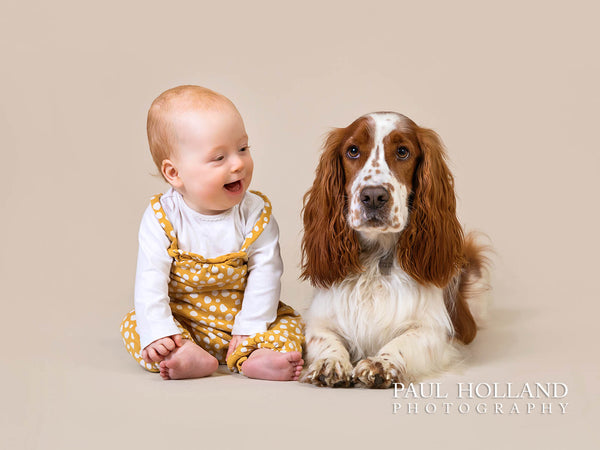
[168,105,253,215]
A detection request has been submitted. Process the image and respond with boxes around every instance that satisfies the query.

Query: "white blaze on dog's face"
[340,112,422,238]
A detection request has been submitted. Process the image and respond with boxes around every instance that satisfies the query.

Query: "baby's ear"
[161,159,181,187]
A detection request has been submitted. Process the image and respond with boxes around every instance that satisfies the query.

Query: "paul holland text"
[391,382,568,415]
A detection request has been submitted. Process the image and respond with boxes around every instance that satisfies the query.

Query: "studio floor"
[5,298,597,449]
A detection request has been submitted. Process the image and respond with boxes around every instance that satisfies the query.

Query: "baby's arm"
[134,204,182,352]
[231,210,283,336]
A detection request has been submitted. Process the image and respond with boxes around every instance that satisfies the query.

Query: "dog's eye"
[346,145,360,159]
[396,146,410,160]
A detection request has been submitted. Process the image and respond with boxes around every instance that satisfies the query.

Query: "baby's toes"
[158,361,171,380]
[286,351,303,362]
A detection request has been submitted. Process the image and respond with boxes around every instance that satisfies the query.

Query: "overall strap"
[240,191,273,252]
[149,194,180,258]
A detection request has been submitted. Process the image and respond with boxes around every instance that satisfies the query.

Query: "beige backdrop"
[1,1,598,449]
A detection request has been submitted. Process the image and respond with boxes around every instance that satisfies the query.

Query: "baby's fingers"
[172,334,184,347]
[226,339,236,360]
[160,338,176,352]
[155,343,171,356]
[146,347,164,362]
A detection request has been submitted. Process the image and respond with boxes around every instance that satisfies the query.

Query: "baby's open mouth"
[224,180,243,193]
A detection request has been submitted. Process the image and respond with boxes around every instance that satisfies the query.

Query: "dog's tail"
[444,231,493,344]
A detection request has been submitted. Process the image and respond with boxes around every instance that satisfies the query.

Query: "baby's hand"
[142,334,183,364]
[226,334,250,361]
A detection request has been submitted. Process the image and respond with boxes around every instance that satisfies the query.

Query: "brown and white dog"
[300,112,490,388]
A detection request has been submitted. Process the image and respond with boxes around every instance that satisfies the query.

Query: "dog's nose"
[360,186,390,210]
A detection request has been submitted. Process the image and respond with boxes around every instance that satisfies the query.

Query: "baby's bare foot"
[159,340,218,380]
[241,349,304,381]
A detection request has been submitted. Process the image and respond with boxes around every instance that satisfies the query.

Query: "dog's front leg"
[353,326,457,388]
[301,322,354,388]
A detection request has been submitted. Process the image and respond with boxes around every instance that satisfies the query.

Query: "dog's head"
[301,112,464,288]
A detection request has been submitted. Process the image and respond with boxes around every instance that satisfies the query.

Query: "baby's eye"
[213,155,225,162]
[239,146,250,152]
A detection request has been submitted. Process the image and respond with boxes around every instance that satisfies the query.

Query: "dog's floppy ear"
[397,127,465,288]
[301,128,362,288]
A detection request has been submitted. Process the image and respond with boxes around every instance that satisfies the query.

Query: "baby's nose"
[230,155,244,171]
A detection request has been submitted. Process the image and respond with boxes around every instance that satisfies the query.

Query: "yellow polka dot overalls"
[120,191,305,373]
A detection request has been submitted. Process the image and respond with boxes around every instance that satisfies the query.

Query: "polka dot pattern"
[120,191,305,373]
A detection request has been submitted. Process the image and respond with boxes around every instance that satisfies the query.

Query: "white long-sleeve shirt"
[134,188,283,350]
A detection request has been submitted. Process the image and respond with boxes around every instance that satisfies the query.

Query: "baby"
[120,85,304,381]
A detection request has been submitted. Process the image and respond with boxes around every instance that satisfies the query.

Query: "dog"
[300,112,490,388]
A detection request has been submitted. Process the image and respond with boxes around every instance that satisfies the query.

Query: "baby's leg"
[120,310,218,379]
[120,310,160,372]
[227,305,305,381]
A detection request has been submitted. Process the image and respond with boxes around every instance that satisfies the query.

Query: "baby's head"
[147,85,253,215]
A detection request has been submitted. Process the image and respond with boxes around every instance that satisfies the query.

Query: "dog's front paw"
[353,357,405,389]
[301,357,354,388]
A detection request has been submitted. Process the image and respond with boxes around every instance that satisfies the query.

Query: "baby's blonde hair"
[147,85,237,178]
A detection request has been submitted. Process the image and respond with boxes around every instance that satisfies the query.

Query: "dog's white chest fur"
[306,262,451,363]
